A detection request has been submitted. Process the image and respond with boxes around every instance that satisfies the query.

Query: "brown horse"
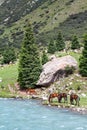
[58,93,67,103]
[48,93,58,103]
[26,89,37,95]
[70,94,80,106]
[48,93,67,103]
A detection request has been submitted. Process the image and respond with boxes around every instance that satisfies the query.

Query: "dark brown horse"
[48,93,67,103]
[48,93,58,103]
[58,93,67,103]
[70,94,80,106]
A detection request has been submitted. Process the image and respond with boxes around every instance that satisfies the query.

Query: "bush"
[65,66,75,76]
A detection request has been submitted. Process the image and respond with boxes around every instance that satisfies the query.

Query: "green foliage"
[41,50,48,65]
[79,34,87,76]
[2,47,16,64]
[71,35,80,49]
[55,32,65,51]
[18,23,42,89]
[1,0,87,48]
[65,65,75,77]
[48,39,56,54]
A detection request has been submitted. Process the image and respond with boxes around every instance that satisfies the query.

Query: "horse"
[70,93,80,106]
[48,92,67,103]
[26,88,37,95]
[48,93,58,103]
[58,93,67,103]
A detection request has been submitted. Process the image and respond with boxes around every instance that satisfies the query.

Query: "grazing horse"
[58,93,67,103]
[26,88,37,95]
[48,93,58,103]
[70,94,80,106]
[48,93,67,103]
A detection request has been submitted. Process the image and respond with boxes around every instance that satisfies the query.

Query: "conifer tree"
[2,47,16,64]
[56,32,65,51]
[48,39,56,54]
[18,23,42,89]
[71,35,80,50]
[41,50,48,65]
[79,34,87,76]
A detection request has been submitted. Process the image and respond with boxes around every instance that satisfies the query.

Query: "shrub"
[65,66,75,76]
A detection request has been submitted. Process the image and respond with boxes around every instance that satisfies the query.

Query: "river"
[0,98,87,130]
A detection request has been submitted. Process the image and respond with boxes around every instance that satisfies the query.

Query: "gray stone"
[37,55,78,87]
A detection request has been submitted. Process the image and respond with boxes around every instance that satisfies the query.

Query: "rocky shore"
[42,101,87,115]
[4,84,87,115]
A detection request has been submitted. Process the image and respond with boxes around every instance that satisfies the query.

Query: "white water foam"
[0,125,5,128]
[75,127,84,130]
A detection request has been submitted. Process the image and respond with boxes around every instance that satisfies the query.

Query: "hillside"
[0,0,4,5]
[0,0,87,49]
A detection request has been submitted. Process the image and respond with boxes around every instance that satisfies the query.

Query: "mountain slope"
[0,0,87,50]
[0,0,5,5]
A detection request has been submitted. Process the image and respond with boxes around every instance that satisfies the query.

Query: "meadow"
[0,62,18,97]
[0,51,87,107]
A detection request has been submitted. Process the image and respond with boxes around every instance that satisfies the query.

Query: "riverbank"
[0,86,87,115]
[1,92,87,115]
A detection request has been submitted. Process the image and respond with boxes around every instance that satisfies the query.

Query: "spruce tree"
[71,35,80,50]
[41,50,48,65]
[56,32,65,51]
[48,39,56,54]
[2,47,16,64]
[79,34,87,76]
[18,23,42,89]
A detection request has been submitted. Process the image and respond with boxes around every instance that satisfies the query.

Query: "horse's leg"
[58,96,61,103]
[51,98,53,103]
[77,97,80,106]
[70,98,72,104]
[48,96,51,103]
[60,97,62,103]
[64,97,65,103]
[70,99,73,105]
[64,96,67,103]
[75,99,77,105]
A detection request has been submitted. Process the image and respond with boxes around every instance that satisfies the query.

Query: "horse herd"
[48,92,80,106]
[25,88,80,106]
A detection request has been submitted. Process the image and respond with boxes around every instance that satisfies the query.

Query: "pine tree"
[56,32,65,51]
[41,50,48,65]
[2,47,16,64]
[79,34,87,76]
[71,35,80,50]
[48,39,56,54]
[18,23,42,89]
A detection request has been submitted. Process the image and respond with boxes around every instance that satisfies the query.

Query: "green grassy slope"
[0,63,18,87]
[0,53,87,107]
[0,0,87,48]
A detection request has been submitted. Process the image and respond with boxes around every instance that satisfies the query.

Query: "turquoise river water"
[0,98,87,130]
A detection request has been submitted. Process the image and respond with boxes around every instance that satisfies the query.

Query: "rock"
[37,55,77,87]
[81,93,86,97]
[0,78,2,82]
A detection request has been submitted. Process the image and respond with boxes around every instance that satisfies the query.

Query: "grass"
[0,62,18,97]
[55,49,81,63]
[0,63,18,89]
[43,95,87,108]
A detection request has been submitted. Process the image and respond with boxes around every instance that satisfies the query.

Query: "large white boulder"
[37,55,78,87]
